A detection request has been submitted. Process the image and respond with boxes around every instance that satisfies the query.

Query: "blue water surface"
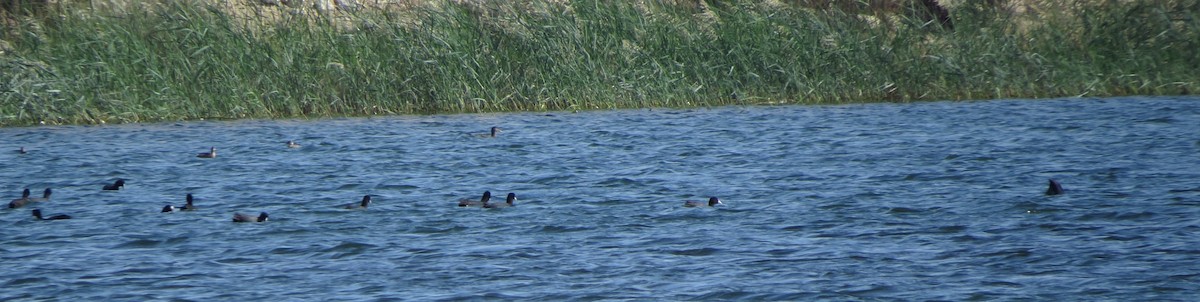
[2,96,1198,300]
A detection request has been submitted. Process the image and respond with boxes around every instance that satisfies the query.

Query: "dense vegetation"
[1,0,1196,126]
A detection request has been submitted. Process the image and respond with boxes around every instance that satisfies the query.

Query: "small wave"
[1140,117,1175,124]
[375,183,419,190]
[837,284,898,297]
[1077,211,1156,221]
[213,257,263,265]
[691,290,757,300]
[112,239,165,249]
[411,225,468,234]
[5,277,50,286]
[977,248,1033,259]
[269,247,309,255]
[936,225,967,233]
[538,225,593,233]
[765,248,799,256]
[886,207,921,214]
[528,174,575,185]
[326,241,377,259]
[667,247,721,256]
[1101,234,1147,241]
[780,225,807,232]
[595,177,642,187]
[980,280,1024,288]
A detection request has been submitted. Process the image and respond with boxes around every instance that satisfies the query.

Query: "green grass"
[0,0,1196,126]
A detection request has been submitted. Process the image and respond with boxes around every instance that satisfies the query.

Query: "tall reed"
[0,0,1195,126]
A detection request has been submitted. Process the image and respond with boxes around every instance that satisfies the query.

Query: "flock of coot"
[7,140,540,222]
[7,127,1064,222]
[8,127,729,223]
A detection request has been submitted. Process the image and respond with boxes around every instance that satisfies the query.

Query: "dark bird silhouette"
[9,188,31,208]
[32,208,71,220]
[163,194,198,212]
[684,197,722,207]
[232,212,269,222]
[197,147,217,158]
[343,195,372,209]
[474,127,502,138]
[180,193,197,211]
[1045,179,1064,195]
[458,191,491,207]
[484,193,517,209]
[103,179,125,190]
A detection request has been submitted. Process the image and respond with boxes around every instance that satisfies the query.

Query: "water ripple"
[1,97,1199,300]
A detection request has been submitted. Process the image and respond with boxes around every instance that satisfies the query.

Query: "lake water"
[2,96,1198,300]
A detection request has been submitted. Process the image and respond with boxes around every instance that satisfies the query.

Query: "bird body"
[32,208,71,220]
[9,188,31,208]
[233,212,269,222]
[181,194,197,211]
[483,193,516,208]
[164,194,197,212]
[103,179,125,190]
[1046,179,1064,195]
[474,127,502,138]
[459,191,491,207]
[197,147,217,158]
[344,195,371,209]
[684,197,722,207]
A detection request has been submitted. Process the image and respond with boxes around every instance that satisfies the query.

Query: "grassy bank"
[0,0,1197,126]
